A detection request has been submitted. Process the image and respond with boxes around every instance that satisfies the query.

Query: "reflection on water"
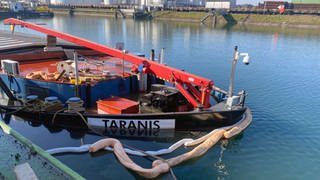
[1,14,320,179]
[224,24,320,37]
[3,113,206,142]
[215,140,229,179]
[272,32,279,50]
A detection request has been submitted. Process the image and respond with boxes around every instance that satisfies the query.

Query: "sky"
[237,0,291,5]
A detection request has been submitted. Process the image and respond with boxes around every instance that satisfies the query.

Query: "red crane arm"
[4,18,213,108]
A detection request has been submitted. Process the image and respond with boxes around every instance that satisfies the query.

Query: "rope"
[1,106,27,116]
[169,168,177,180]
[65,100,85,112]
[51,108,67,124]
[0,107,5,120]
[0,105,24,118]
[42,101,64,112]
[6,99,65,114]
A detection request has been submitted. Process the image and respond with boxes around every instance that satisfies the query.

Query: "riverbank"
[52,7,115,16]
[51,7,135,18]
[49,7,320,29]
[152,11,320,28]
[2,14,320,180]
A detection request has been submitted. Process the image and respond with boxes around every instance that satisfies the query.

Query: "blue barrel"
[45,96,58,102]
[67,97,81,103]
[26,95,38,101]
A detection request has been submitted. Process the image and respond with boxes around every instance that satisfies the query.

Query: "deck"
[0,30,45,51]
[0,30,133,81]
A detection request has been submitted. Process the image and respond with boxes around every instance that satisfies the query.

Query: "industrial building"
[205,0,236,9]
[205,0,237,9]
[257,0,320,11]
[257,1,289,9]
[39,0,50,3]
[291,0,320,3]
[136,0,207,7]
[168,0,205,7]
[48,0,236,9]
[291,0,320,10]
[50,0,103,5]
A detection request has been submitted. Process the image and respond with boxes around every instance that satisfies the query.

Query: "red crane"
[4,18,213,108]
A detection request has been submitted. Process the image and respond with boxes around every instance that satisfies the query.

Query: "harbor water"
[1,15,320,179]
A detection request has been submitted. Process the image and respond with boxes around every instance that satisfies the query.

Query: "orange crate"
[97,96,139,114]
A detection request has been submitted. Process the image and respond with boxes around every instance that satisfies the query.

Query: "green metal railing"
[0,120,85,180]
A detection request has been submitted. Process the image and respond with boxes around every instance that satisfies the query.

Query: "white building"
[0,1,9,8]
[103,0,117,5]
[148,0,164,7]
[170,0,205,7]
[9,2,25,12]
[39,0,50,4]
[47,0,234,8]
[50,0,103,5]
[205,0,236,9]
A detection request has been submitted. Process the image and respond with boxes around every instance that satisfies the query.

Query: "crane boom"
[3,18,213,108]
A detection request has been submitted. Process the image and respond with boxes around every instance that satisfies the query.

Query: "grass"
[152,11,207,19]
[226,14,320,25]
[153,11,320,26]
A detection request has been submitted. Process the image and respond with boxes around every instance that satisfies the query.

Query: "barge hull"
[0,104,246,131]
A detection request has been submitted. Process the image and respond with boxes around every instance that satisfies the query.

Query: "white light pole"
[226,46,250,110]
[73,51,80,97]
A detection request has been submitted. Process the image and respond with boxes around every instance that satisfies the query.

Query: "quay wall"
[52,8,116,17]
[49,7,320,29]
[230,13,320,28]
[52,8,136,17]
[152,11,320,29]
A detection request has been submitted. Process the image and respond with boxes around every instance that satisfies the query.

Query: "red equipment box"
[97,96,139,114]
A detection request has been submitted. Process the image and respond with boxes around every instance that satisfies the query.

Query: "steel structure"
[4,18,213,108]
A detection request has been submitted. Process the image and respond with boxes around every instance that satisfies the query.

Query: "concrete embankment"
[51,7,136,18]
[50,8,320,29]
[152,11,320,29]
[231,13,320,28]
[52,7,116,17]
